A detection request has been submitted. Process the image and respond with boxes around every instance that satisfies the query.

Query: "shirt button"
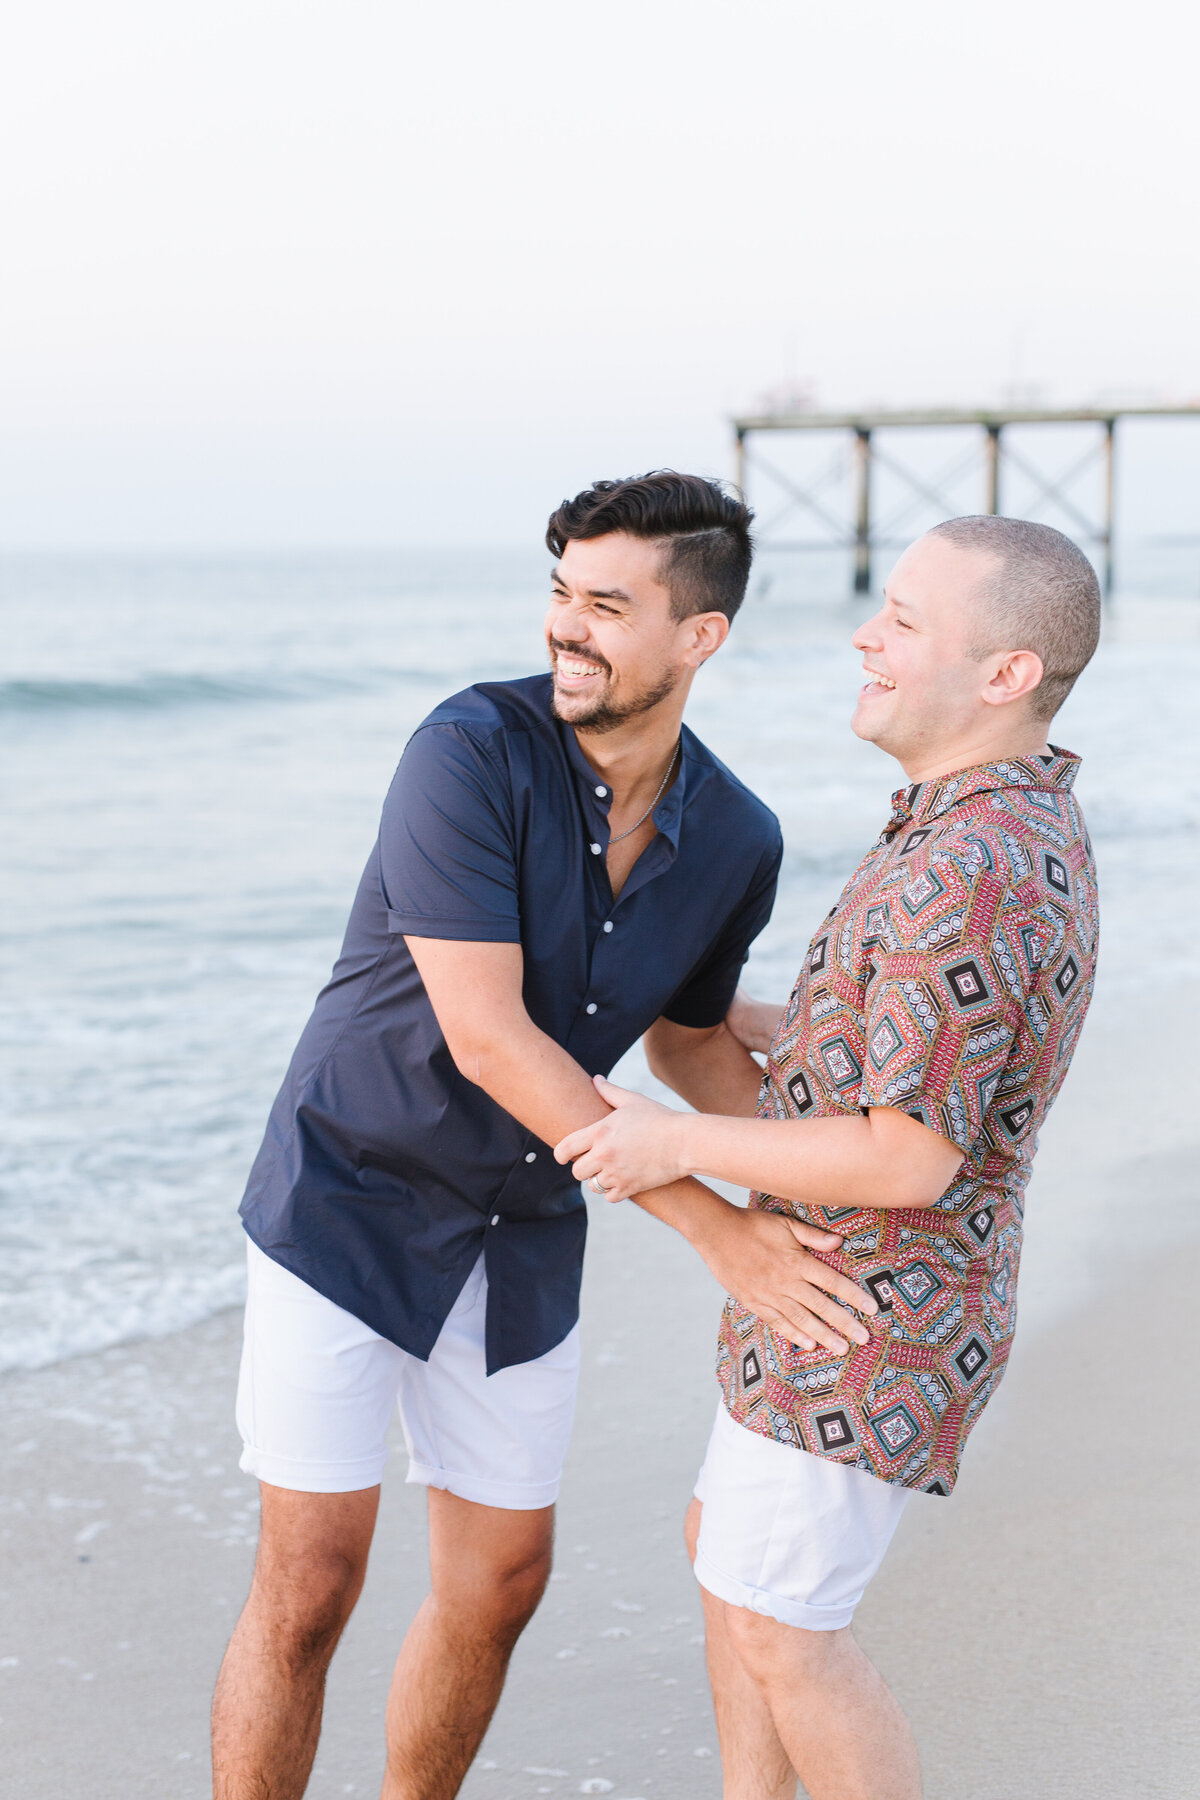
[590,842,602,856]
[586,1002,598,1015]
[595,785,607,797]
[603,920,613,933]
[524,1151,537,1163]
[490,1214,500,1226]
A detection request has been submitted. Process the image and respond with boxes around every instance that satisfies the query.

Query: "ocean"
[2,550,1198,1373]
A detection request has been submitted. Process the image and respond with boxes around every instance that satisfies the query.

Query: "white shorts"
[693,1402,911,1631]
[236,1238,580,1509]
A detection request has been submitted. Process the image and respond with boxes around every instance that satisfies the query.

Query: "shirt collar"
[885,746,1082,831]
[559,719,691,850]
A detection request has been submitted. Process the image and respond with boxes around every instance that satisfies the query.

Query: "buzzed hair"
[928,515,1102,722]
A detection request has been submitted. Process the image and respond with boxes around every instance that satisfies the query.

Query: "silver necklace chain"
[606,738,682,845]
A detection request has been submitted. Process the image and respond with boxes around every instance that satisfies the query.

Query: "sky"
[1,0,1199,549]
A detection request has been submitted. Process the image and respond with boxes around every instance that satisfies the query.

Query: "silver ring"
[590,1177,606,1195]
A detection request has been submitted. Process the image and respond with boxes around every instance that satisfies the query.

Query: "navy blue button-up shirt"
[240,674,782,1371]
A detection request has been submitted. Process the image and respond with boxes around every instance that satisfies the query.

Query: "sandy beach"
[2,973,1197,1800]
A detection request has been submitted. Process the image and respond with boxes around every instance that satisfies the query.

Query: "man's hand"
[407,939,878,1354]
[555,1077,878,1355]
[555,1077,686,1200]
[561,1062,965,1217]
[725,986,785,1056]
[700,1205,876,1356]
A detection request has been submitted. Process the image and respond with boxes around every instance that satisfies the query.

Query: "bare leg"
[212,1483,379,1800]
[686,1500,797,1800]
[380,1488,554,1800]
[722,1600,921,1800]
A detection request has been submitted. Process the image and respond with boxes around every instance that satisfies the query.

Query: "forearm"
[726,991,786,1056]
[402,937,872,1344]
[460,1019,740,1233]
[632,1173,746,1256]
[647,1019,763,1117]
[553,1083,885,1355]
[468,1017,752,1253]
[672,1110,961,1211]
[460,1015,611,1147]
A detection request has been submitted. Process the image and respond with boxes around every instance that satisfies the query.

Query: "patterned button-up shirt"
[717,749,1098,1493]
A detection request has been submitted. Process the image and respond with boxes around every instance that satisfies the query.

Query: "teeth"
[866,671,896,689]
[559,659,600,678]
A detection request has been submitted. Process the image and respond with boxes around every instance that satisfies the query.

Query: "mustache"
[549,637,613,679]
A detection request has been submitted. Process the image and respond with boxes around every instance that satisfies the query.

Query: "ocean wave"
[0,670,384,713]
[0,657,535,715]
[0,1256,248,1374]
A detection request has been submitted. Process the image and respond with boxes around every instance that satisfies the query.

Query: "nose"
[546,593,589,643]
[852,610,884,652]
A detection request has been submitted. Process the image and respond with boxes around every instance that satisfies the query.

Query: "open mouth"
[553,650,609,690]
[861,667,896,694]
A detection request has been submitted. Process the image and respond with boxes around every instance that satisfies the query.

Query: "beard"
[549,640,681,734]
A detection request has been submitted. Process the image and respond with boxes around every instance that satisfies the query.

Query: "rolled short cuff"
[238,1440,389,1494]
[693,1547,857,1632]
[405,1456,560,1511]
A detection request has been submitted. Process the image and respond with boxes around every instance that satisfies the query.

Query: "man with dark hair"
[212,471,877,1800]
[559,516,1102,1800]
[545,471,755,628]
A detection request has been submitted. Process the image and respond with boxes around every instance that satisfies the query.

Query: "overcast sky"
[2,0,1198,548]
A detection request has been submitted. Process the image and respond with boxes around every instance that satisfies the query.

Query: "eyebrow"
[885,590,921,619]
[550,570,636,605]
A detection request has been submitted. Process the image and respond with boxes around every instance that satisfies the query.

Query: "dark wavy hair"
[545,470,755,623]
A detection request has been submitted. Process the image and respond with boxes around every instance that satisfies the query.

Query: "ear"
[980,648,1044,710]
[682,610,731,668]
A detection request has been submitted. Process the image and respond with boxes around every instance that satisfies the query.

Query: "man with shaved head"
[558,515,1102,1800]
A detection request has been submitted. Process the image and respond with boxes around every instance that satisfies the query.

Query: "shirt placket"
[488,754,684,1230]
[572,767,681,1053]
[486,1133,551,1229]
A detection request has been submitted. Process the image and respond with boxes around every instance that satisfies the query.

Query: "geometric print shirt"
[718,748,1098,1494]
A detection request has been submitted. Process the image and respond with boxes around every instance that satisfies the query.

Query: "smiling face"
[851,533,1010,773]
[545,532,727,734]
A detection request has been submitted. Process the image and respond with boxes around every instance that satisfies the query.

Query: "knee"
[247,1483,377,1667]
[444,1538,553,1646]
[249,1543,368,1668]
[486,1539,554,1637]
[725,1605,846,1686]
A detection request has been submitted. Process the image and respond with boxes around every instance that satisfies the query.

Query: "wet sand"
[1,976,1196,1799]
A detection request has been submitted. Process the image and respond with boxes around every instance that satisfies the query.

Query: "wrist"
[666,1108,696,1181]
[682,1110,733,1185]
[751,1000,782,1054]
[682,1183,739,1265]
[640,1176,735,1260]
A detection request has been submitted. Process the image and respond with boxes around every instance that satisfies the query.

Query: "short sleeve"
[858,870,1040,1152]
[660,838,782,1029]
[377,723,522,942]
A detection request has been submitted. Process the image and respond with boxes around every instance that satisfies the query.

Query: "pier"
[731,403,1200,595]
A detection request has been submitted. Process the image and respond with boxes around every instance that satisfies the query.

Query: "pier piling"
[732,402,1200,597]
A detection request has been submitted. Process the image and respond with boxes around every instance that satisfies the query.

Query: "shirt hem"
[386,911,522,942]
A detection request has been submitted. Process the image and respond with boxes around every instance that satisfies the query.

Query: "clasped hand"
[554,1074,877,1355]
[554,1076,685,1200]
